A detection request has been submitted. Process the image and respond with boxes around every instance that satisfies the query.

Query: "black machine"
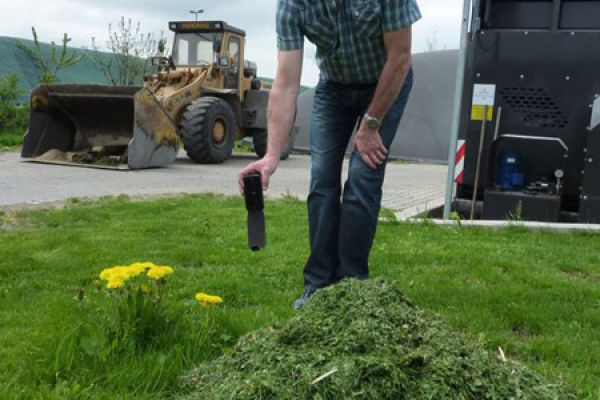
[244,173,266,251]
[455,0,600,223]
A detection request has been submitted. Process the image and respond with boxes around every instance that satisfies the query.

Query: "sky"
[2,0,462,86]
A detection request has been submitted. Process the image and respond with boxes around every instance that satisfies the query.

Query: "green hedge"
[0,71,28,146]
[0,104,28,133]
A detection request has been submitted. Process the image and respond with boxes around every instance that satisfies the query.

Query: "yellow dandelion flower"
[195,293,223,306]
[111,268,132,281]
[129,262,158,271]
[147,266,174,280]
[126,264,147,278]
[107,279,125,289]
[99,266,128,281]
[99,268,114,281]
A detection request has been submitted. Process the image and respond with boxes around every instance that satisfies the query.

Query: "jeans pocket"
[351,0,382,38]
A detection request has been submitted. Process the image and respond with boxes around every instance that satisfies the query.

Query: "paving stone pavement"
[0,151,447,214]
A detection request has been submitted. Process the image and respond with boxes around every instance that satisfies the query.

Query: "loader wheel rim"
[212,119,227,145]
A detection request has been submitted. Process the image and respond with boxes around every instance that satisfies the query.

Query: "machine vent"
[500,87,569,129]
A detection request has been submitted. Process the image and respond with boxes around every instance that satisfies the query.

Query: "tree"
[0,72,27,132]
[87,17,164,86]
[16,27,82,84]
[0,73,22,107]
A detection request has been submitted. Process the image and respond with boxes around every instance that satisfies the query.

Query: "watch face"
[367,118,379,129]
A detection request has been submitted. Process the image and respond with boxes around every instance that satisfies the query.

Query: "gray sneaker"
[292,288,316,310]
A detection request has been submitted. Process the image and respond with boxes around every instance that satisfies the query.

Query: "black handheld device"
[244,173,266,251]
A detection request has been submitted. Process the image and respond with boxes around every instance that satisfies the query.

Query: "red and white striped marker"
[454,139,466,184]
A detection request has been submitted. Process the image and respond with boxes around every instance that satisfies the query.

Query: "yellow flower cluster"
[147,266,175,280]
[195,293,223,306]
[99,262,174,289]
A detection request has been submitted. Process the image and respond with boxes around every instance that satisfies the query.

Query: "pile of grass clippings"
[181,278,576,400]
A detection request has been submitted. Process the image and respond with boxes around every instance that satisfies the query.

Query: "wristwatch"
[364,113,382,130]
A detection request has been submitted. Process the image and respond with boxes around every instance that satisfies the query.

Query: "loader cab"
[169,21,247,91]
[172,31,222,66]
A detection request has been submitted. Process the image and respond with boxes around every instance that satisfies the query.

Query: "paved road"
[0,151,447,215]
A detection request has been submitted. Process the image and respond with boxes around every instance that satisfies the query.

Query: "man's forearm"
[366,55,411,122]
[265,83,299,162]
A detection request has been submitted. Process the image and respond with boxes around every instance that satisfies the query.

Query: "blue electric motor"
[497,151,525,190]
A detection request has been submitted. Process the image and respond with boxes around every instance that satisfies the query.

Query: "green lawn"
[0,129,252,154]
[0,195,599,399]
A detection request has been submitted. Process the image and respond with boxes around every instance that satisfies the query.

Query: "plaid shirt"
[276,0,421,84]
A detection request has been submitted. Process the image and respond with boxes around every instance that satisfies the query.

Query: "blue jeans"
[303,69,413,290]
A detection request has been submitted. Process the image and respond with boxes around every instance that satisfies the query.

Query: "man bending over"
[239,0,421,308]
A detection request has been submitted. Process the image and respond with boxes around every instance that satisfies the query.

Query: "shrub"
[0,72,22,106]
[0,72,28,134]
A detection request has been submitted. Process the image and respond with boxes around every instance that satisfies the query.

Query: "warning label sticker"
[472,84,496,106]
[471,105,493,122]
[471,84,496,121]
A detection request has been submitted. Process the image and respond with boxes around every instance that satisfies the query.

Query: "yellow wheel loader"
[21,21,282,169]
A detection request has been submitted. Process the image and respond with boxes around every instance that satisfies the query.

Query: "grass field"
[0,132,253,154]
[0,195,599,399]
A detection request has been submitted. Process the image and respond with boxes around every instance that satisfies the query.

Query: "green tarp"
[0,36,109,103]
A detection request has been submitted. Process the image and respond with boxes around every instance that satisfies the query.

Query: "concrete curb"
[393,197,445,220]
[400,218,600,233]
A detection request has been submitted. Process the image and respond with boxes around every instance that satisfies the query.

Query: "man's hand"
[238,157,279,193]
[238,50,302,194]
[354,26,412,170]
[354,120,388,169]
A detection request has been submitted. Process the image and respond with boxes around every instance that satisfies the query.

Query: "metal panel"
[242,90,268,129]
[483,189,561,222]
[560,1,600,29]
[484,1,554,29]
[456,30,600,213]
[579,125,600,222]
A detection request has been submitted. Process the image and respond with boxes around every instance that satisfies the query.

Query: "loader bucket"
[22,84,179,170]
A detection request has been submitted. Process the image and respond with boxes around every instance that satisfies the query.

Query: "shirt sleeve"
[381,0,422,32]
[276,0,304,51]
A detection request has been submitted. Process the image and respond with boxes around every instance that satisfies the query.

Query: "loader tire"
[251,128,295,160]
[181,97,236,164]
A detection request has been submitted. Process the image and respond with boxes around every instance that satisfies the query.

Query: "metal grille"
[500,87,569,129]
